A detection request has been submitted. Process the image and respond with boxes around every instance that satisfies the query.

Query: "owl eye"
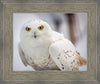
[38,25,44,30]
[26,27,31,31]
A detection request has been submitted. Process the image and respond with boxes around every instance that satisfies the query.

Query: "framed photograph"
[13,13,87,71]
[0,0,99,84]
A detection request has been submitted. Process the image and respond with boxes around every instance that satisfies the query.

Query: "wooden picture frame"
[0,0,99,84]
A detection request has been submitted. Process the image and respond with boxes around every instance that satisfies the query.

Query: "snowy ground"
[13,13,87,71]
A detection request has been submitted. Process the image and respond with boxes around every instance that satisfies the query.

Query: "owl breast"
[20,40,57,70]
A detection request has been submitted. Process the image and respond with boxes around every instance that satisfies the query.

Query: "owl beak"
[34,32,37,38]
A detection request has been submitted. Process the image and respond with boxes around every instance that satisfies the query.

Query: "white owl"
[18,19,86,71]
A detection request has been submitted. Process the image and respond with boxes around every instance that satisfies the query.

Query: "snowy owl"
[18,19,86,71]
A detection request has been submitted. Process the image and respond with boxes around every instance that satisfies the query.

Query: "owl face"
[20,20,52,40]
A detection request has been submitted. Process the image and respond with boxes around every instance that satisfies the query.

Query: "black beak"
[34,32,37,38]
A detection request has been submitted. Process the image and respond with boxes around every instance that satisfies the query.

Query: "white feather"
[19,19,81,71]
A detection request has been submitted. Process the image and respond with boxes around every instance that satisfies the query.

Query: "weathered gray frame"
[0,0,100,84]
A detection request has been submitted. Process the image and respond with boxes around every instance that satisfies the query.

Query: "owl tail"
[76,51,87,66]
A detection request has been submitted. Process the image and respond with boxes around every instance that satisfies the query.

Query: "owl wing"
[18,43,42,70]
[18,43,29,66]
[18,43,36,66]
[49,39,80,71]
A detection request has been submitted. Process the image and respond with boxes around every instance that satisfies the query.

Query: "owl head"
[20,19,52,40]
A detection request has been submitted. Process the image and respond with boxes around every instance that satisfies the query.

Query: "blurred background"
[13,13,87,71]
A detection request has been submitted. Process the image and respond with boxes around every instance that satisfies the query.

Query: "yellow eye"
[26,27,31,31]
[38,25,44,30]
